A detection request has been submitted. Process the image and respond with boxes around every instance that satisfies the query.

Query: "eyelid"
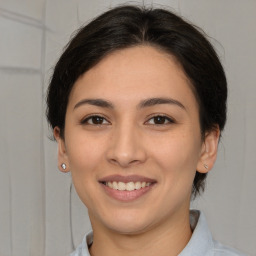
[80,114,111,125]
[145,114,176,125]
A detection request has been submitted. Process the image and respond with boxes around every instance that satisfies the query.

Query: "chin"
[99,210,156,235]
[108,221,151,235]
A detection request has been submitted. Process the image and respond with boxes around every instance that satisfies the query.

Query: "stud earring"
[61,163,67,170]
[203,164,208,170]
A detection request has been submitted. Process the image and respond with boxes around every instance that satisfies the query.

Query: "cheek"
[151,132,201,168]
[149,131,201,193]
[65,133,106,200]
[66,132,103,168]
[66,135,104,206]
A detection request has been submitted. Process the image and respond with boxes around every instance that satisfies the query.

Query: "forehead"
[69,46,198,110]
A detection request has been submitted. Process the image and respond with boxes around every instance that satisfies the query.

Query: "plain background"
[0,0,255,255]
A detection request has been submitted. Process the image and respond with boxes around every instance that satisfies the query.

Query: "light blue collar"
[71,210,245,256]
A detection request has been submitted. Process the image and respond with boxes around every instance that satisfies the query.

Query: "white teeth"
[135,181,141,190]
[112,181,118,190]
[118,182,126,191]
[107,181,113,188]
[126,182,135,191]
[104,181,152,191]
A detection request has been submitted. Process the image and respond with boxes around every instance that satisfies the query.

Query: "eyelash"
[80,114,175,126]
[145,115,175,125]
[80,115,110,125]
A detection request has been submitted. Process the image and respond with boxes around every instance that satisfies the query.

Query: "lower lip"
[100,183,155,202]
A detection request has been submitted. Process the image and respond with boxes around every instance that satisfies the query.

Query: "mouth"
[99,175,156,201]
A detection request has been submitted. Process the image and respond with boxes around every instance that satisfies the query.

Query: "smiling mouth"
[99,175,156,201]
[100,180,155,201]
[101,181,152,191]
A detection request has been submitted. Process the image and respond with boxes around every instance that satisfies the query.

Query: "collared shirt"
[70,210,247,256]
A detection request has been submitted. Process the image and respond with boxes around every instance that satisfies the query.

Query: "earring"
[203,164,208,170]
[61,163,67,170]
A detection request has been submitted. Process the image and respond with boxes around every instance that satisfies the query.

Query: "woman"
[46,5,246,256]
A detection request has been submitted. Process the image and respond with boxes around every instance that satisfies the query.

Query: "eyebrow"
[74,99,114,109]
[138,97,186,110]
[74,97,186,111]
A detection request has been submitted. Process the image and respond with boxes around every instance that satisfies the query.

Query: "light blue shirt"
[70,210,247,256]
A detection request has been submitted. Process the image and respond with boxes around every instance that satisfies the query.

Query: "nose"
[106,122,147,168]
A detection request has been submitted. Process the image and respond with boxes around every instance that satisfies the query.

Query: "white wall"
[0,1,255,255]
[0,1,45,256]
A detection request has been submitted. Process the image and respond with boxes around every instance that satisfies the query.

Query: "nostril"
[130,159,139,164]
[109,158,118,164]
[109,157,141,167]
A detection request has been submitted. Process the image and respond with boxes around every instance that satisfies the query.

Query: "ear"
[53,127,70,173]
[196,127,220,174]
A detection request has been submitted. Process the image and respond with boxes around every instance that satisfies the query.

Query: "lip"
[99,175,157,202]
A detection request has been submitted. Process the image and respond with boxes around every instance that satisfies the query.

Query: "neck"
[89,210,192,256]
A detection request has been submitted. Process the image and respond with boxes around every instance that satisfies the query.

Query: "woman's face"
[55,46,217,234]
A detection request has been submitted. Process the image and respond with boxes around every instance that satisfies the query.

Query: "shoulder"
[183,210,248,256]
[213,240,248,256]
[70,231,92,256]
[70,243,83,256]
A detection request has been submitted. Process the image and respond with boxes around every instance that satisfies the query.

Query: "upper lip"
[99,175,156,183]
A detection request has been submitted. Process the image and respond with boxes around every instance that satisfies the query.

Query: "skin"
[54,46,219,256]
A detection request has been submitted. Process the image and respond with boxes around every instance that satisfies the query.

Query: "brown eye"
[91,116,104,124]
[154,116,166,124]
[81,115,109,125]
[147,115,175,125]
